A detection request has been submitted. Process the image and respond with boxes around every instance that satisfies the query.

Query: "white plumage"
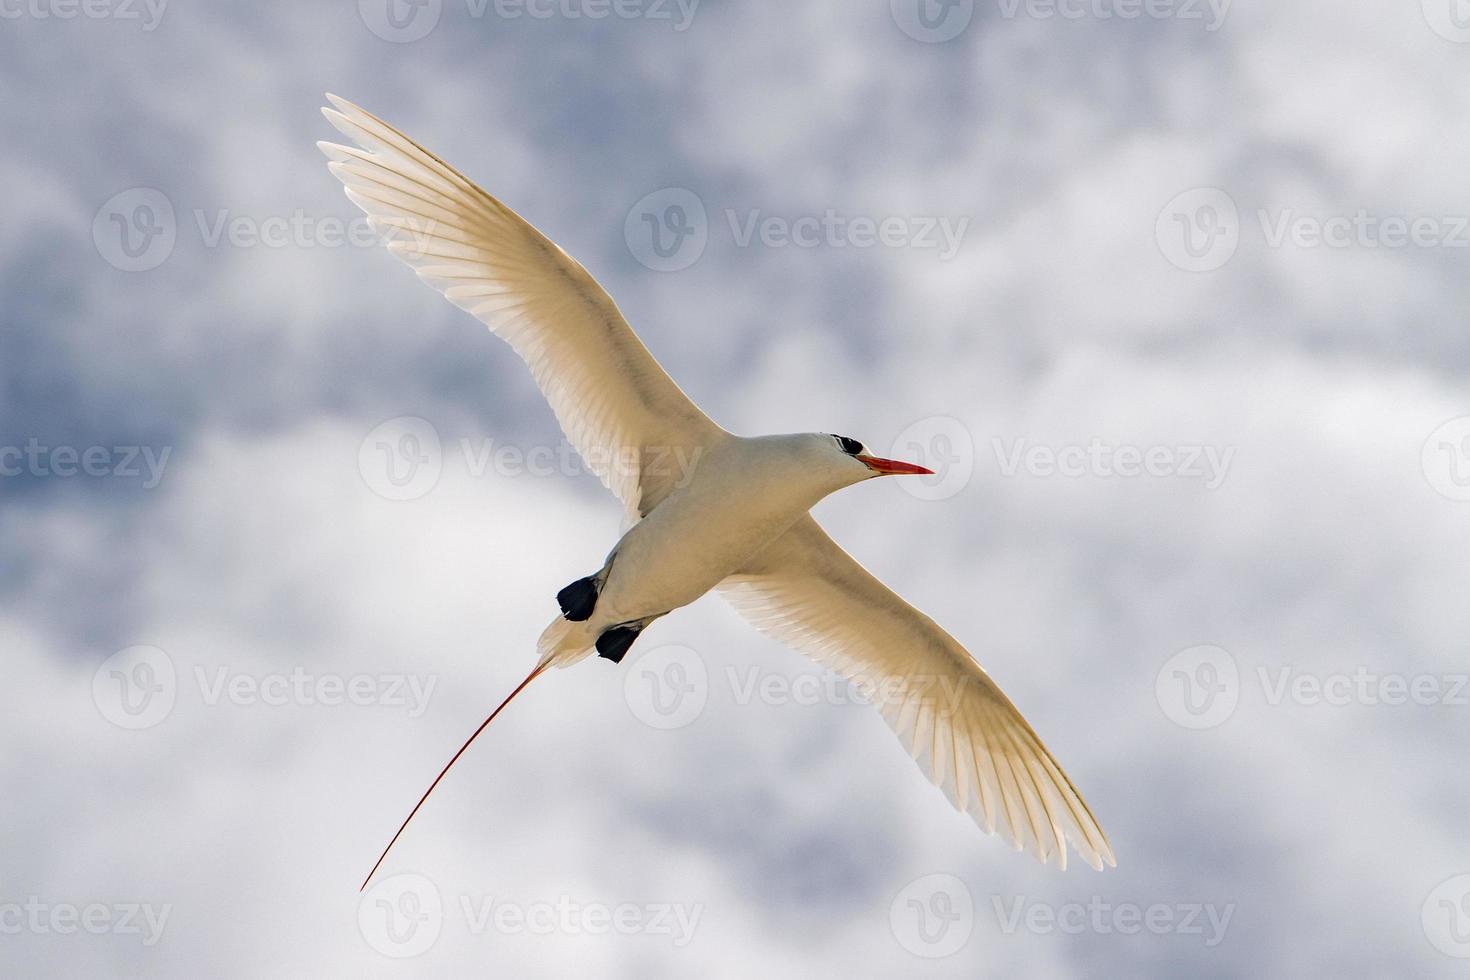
[321,94,1114,882]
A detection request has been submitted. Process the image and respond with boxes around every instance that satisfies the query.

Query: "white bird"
[319,94,1115,889]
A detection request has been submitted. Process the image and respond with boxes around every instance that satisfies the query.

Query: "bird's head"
[798,432,934,490]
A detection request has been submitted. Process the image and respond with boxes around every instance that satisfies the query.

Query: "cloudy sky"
[4,0,1470,975]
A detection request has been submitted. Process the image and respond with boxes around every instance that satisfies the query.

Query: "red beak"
[856,454,935,477]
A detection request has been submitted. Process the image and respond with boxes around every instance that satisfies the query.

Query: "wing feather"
[319,95,723,517]
[721,515,1115,871]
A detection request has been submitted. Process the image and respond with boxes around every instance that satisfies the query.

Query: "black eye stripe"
[834,436,863,456]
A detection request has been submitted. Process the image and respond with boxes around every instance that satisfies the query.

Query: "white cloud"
[5,1,1470,975]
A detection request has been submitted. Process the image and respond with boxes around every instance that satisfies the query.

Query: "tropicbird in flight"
[318,94,1115,889]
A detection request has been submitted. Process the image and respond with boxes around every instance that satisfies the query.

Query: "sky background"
[4,0,1470,976]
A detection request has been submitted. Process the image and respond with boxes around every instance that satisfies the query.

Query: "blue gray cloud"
[4,1,1470,976]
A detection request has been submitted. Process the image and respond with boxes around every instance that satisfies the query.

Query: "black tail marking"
[556,575,599,622]
[596,624,644,664]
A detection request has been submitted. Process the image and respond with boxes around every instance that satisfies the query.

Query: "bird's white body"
[322,94,1116,878]
[547,433,871,663]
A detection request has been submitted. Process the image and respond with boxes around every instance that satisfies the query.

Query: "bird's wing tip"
[1082,844,1115,871]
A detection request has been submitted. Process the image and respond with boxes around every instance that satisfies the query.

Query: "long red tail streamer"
[359,661,551,892]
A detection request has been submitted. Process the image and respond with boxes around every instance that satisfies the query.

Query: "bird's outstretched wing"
[319,94,723,519]
[720,515,1115,870]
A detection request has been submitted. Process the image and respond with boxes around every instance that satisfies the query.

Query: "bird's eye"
[834,435,863,456]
